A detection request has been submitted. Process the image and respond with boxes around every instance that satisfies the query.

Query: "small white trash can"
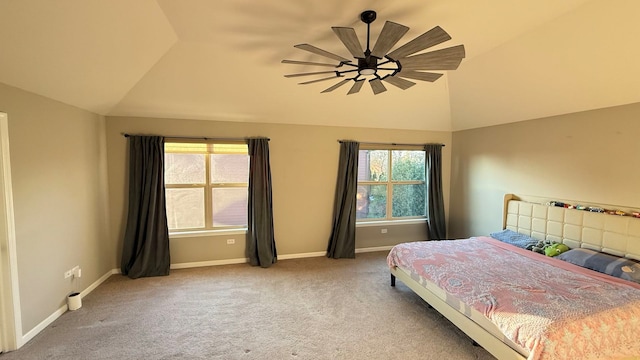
[67,292,82,311]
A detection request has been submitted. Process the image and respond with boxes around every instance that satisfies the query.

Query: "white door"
[0,112,20,351]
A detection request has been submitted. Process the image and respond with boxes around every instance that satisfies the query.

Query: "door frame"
[0,112,21,351]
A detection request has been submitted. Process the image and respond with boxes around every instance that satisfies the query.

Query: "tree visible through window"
[164,142,249,232]
[356,149,426,221]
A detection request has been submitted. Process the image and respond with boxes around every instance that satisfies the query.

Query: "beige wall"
[0,83,112,333]
[106,117,451,266]
[449,102,640,239]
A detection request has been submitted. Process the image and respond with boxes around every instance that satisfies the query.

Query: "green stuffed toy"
[544,243,570,257]
[527,239,552,254]
[526,240,570,256]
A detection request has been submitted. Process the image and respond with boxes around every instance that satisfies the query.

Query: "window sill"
[356,219,427,228]
[169,228,247,239]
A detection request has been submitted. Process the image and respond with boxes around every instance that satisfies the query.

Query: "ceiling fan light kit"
[282,10,465,95]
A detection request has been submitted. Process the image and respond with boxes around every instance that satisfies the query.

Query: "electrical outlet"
[226,239,235,245]
[64,266,81,279]
[381,229,388,234]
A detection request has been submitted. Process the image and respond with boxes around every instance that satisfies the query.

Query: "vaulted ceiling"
[1,0,639,131]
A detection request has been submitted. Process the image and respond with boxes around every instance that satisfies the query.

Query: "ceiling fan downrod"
[360,10,376,51]
[359,10,379,76]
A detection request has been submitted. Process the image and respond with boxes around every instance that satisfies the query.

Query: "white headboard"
[503,194,640,261]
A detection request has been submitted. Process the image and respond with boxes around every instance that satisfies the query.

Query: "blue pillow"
[489,229,538,249]
[556,248,640,284]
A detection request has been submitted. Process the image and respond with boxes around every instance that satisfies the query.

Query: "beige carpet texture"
[2,251,496,360]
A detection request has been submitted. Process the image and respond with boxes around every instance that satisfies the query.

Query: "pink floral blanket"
[387,237,640,360]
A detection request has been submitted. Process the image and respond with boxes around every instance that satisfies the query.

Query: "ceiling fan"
[282,10,465,95]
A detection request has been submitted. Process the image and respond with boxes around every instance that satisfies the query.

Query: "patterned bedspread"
[387,237,640,360]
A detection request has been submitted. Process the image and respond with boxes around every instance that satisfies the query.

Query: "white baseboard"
[278,251,326,260]
[170,257,249,269]
[170,251,326,268]
[278,247,392,258]
[21,305,67,347]
[170,247,392,269]
[169,252,329,268]
[80,269,117,298]
[21,268,116,347]
[355,245,394,253]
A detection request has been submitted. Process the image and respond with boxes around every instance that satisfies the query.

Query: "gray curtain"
[425,144,446,240]
[121,136,171,279]
[246,138,277,267]
[327,141,359,259]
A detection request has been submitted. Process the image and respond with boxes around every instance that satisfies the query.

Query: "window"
[164,142,249,232]
[356,148,426,221]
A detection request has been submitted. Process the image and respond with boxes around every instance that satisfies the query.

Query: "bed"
[387,194,640,360]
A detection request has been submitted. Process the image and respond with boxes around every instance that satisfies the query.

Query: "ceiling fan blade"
[285,71,338,78]
[386,26,452,60]
[382,75,415,90]
[321,79,351,93]
[294,44,352,63]
[332,27,364,59]
[370,21,409,59]
[347,79,365,95]
[299,75,340,85]
[369,78,387,95]
[282,60,340,68]
[398,44,466,70]
[396,71,443,82]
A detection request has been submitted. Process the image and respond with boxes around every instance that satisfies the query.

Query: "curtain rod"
[122,133,270,141]
[338,140,444,147]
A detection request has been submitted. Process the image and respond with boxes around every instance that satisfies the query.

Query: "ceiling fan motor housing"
[358,52,378,75]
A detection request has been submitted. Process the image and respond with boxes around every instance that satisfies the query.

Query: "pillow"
[489,229,538,249]
[556,248,640,284]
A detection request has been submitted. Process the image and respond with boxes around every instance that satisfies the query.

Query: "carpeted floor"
[1,251,496,360]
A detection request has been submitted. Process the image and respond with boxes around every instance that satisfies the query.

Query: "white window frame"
[356,146,427,223]
[164,141,249,235]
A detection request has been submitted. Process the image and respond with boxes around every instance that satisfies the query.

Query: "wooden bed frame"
[390,194,640,360]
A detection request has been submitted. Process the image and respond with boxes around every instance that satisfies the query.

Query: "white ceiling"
[1,0,638,131]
